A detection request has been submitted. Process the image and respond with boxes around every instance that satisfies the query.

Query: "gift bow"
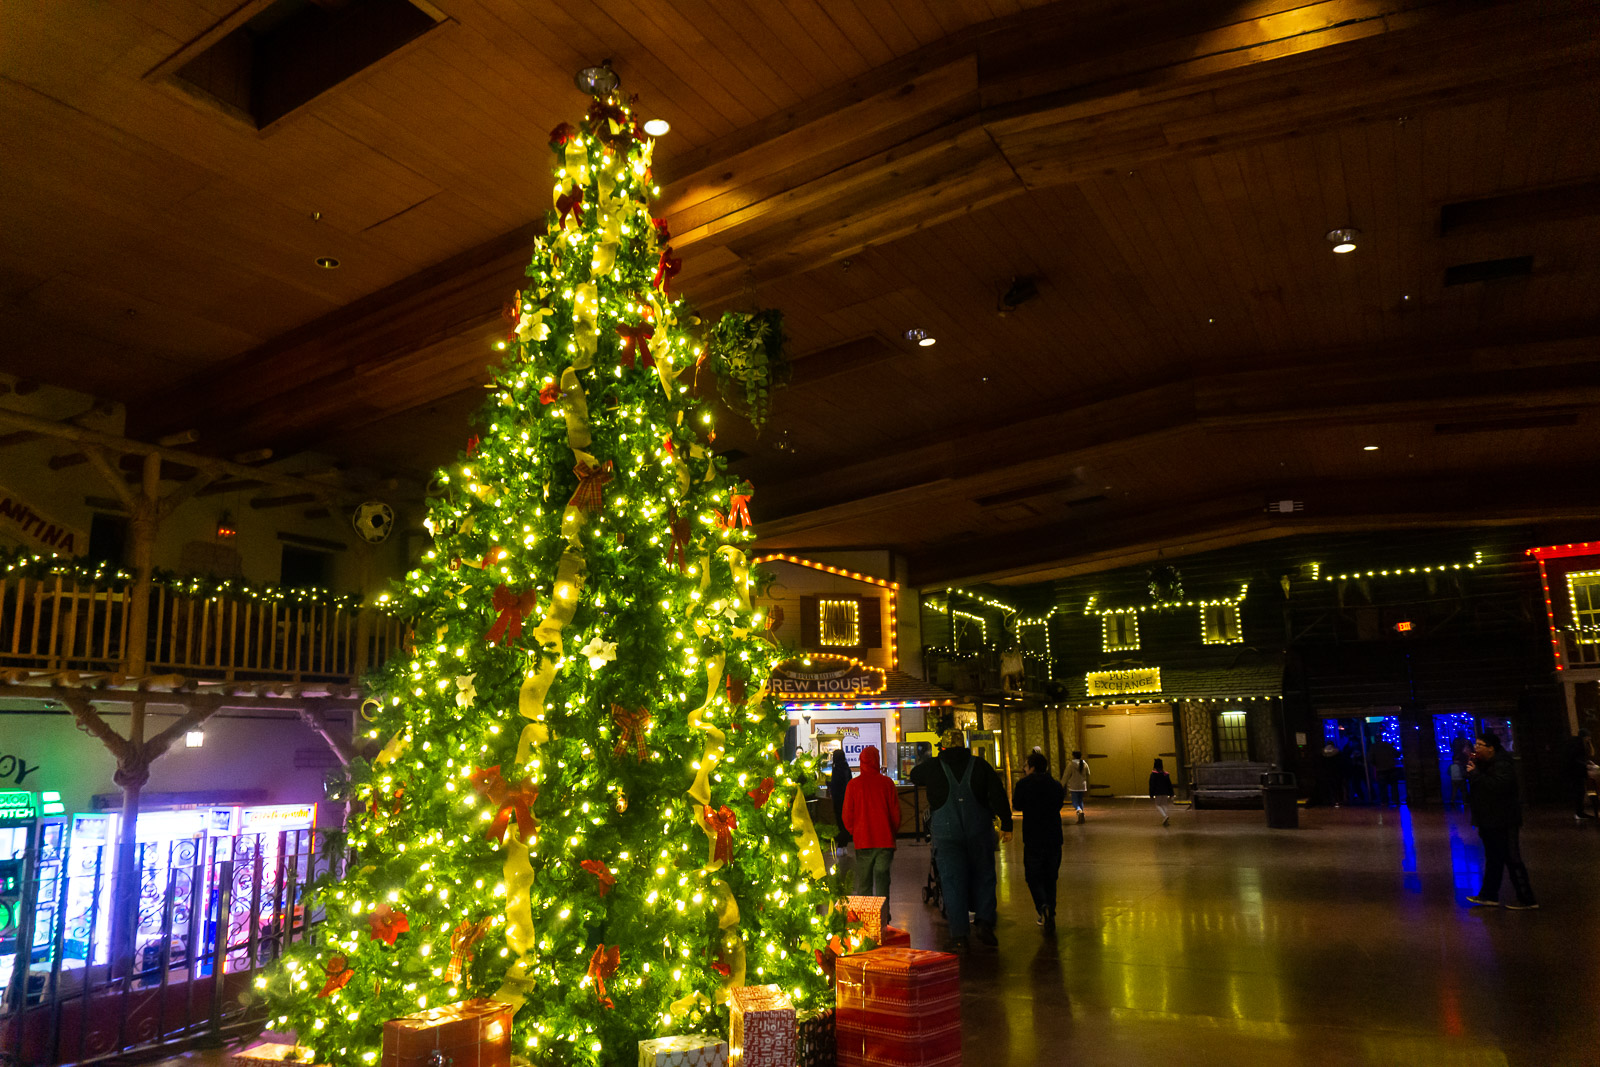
[587,944,620,1009]
[538,380,560,405]
[368,903,409,946]
[653,247,682,298]
[484,584,537,646]
[615,323,655,368]
[580,859,616,897]
[747,776,776,807]
[610,703,650,761]
[549,122,576,145]
[469,765,540,844]
[446,918,490,983]
[726,486,753,529]
[703,805,738,866]
[567,459,614,515]
[555,183,584,228]
[317,955,355,997]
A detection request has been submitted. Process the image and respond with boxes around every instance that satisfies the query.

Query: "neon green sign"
[0,790,39,822]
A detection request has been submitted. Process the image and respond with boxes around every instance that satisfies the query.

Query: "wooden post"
[110,694,148,980]
[126,454,162,675]
[998,703,1015,793]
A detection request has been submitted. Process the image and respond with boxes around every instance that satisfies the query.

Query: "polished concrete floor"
[863,800,1599,1067]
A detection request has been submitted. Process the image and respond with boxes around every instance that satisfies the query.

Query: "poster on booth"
[816,723,883,770]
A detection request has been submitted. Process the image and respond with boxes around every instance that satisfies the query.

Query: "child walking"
[1063,750,1090,823]
[1149,758,1174,826]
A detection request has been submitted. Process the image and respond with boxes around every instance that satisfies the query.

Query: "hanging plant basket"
[704,308,790,433]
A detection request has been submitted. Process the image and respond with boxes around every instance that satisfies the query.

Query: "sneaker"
[1505,901,1540,910]
[1077,811,1085,824]
[1035,910,1045,927]
[974,922,998,946]
[1162,814,1170,826]
[1464,895,1500,907]
[1043,908,1056,930]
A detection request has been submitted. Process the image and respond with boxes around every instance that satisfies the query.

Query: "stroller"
[921,842,944,913]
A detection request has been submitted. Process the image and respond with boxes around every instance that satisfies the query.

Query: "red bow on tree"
[747,776,776,808]
[710,960,731,978]
[556,184,585,228]
[587,944,621,1009]
[580,859,617,897]
[653,247,682,298]
[568,459,614,515]
[615,323,655,368]
[466,435,480,456]
[549,122,576,145]
[587,101,630,146]
[725,484,753,529]
[539,380,561,405]
[470,765,539,844]
[652,218,671,243]
[726,674,747,706]
[484,584,537,646]
[317,955,355,997]
[446,918,490,983]
[703,805,738,866]
[610,704,651,761]
[368,904,410,946]
[368,785,404,819]
[667,509,691,572]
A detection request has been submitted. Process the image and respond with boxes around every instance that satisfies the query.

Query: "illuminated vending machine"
[218,804,318,970]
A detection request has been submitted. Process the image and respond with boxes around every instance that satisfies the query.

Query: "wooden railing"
[1561,631,1600,669]
[0,574,406,683]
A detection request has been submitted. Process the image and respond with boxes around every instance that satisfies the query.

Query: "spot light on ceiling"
[643,118,670,136]
[315,256,340,269]
[1363,445,1380,451]
[904,328,936,347]
[1326,228,1361,253]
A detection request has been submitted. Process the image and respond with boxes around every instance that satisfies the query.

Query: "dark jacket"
[841,745,901,849]
[829,753,853,844]
[910,748,1014,831]
[1148,770,1174,797]
[1010,769,1064,847]
[1467,751,1522,829]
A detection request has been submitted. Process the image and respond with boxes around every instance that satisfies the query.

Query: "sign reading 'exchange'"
[1085,667,1162,697]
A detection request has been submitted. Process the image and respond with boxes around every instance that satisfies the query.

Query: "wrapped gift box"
[835,949,961,1067]
[232,1044,323,1067]
[729,984,796,1067]
[880,926,910,948]
[796,1007,836,1067]
[844,895,886,942]
[380,999,512,1067]
[637,1035,729,1067]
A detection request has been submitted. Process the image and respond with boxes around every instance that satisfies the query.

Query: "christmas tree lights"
[262,94,840,1067]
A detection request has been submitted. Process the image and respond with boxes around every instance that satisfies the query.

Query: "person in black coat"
[1149,757,1174,825]
[1011,750,1065,927]
[1464,730,1538,909]
[829,748,853,849]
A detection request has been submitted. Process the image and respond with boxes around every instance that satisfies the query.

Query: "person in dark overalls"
[910,727,1014,951]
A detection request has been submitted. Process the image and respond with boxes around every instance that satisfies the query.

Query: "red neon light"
[1526,542,1599,560]
[1536,556,1563,671]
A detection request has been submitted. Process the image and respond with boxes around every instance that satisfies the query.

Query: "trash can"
[1261,771,1299,829]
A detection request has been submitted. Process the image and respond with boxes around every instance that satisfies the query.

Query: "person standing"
[1149,758,1174,826]
[829,748,853,851]
[1562,729,1596,822]
[1464,730,1538,910]
[910,727,1014,951]
[1010,751,1065,928]
[1063,750,1090,823]
[841,744,901,921]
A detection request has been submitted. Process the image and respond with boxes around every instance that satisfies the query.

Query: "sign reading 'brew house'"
[769,654,887,698]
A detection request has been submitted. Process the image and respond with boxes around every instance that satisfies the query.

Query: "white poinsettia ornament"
[455,674,477,708]
[580,635,618,669]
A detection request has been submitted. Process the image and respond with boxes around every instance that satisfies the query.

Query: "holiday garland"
[0,547,366,610]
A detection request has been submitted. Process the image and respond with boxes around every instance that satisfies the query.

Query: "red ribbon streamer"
[368,904,409,946]
[652,217,671,243]
[317,955,354,997]
[653,247,682,298]
[484,584,537,646]
[703,805,738,866]
[587,944,621,1009]
[615,323,655,368]
[610,704,651,761]
[568,459,614,515]
[556,183,585,228]
[747,777,776,808]
[580,859,617,897]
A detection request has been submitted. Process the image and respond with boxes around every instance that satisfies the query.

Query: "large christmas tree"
[262,90,839,1066]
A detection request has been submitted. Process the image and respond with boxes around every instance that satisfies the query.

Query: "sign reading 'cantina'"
[768,654,887,698]
[1085,667,1162,697]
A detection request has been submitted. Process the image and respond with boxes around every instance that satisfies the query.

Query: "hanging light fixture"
[575,59,621,97]
[903,328,936,347]
[1326,228,1361,253]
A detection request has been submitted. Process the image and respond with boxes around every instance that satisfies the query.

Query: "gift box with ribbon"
[880,925,910,949]
[844,895,886,942]
[637,1035,729,1067]
[835,948,961,1067]
[729,984,796,1067]
[380,999,512,1067]
[231,1043,323,1067]
[796,1007,836,1067]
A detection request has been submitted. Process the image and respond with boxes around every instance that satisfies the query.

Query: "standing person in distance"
[841,744,901,922]
[1011,750,1066,928]
[829,748,854,855]
[910,727,1014,952]
[1562,729,1596,821]
[1063,750,1091,823]
[1149,758,1174,826]
[1464,730,1538,910]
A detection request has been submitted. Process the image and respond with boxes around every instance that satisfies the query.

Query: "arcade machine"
[2,790,40,1012]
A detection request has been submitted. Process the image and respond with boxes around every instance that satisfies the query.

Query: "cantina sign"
[0,485,85,556]
[1085,667,1162,697]
[769,654,887,698]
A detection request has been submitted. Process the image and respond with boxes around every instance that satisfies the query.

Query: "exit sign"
[0,790,38,822]
[1394,621,1414,633]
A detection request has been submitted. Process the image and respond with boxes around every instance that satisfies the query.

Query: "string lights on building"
[1312,551,1484,581]
[753,553,899,670]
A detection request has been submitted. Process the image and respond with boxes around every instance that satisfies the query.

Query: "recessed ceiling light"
[1326,228,1360,253]
[315,256,340,269]
[1363,445,1380,451]
[643,118,670,136]
[904,328,935,346]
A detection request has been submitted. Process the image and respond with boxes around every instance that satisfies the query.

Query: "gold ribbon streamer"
[668,990,711,1019]
[564,137,586,175]
[573,282,598,364]
[710,878,745,1004]
[790,784,827,880]
[515,546,587,762]
[374,730,409,765]
[687,652,726,807]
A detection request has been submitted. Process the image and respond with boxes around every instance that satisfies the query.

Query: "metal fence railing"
[2,826,338,1067]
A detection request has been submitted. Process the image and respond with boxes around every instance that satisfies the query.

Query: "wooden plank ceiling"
[3,0,1600,585]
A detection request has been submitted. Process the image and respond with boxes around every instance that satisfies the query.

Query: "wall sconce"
[185,729,205,749]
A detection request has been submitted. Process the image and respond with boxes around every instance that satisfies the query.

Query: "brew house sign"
[769,654,887,699]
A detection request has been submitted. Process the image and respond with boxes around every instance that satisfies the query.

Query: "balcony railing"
[0,574,406,683]
[1560,630,1600,669]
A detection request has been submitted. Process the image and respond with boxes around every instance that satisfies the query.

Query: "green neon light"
[0,790,39,821]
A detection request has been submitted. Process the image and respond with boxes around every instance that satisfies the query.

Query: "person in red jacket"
[842,744,902,920]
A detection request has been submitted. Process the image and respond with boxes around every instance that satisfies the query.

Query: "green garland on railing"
[0,547,367,610]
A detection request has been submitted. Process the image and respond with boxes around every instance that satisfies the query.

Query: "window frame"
[1569,570,1600,644]
[1102,612,1140,651]
[818,598,862,646]
[1202,602,1243,645]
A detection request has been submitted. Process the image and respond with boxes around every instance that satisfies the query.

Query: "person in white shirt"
[1063,750,1090,823]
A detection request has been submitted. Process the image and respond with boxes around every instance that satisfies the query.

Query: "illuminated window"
[1215,710,1249,761]
[1570,571,1600,644]
[1103,613,1139,651]
[819,600,861,646]
[1203,603,1242,644]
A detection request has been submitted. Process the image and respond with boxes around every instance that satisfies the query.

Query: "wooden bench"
[1191,760,1275,809]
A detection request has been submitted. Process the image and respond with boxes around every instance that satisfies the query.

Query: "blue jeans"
[1070,791,1086,812]
[934,832,997,940]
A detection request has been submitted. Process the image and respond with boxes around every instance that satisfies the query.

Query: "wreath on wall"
[1147,564,1185,604]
